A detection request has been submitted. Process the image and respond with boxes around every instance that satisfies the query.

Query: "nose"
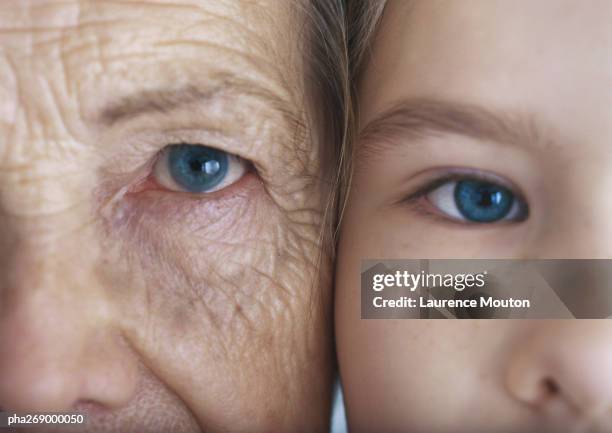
[0,238,138,412]
[506,321,612,418]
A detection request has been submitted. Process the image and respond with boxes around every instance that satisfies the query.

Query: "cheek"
[336,221,528,424]
[337,319,522,426]
[95,174,328,424]
[101,174,281,345]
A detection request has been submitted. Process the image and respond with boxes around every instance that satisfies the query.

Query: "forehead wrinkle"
[50,1,304,129]
[2,0,310,166]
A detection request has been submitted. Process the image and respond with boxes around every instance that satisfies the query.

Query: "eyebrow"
[357,98,547,157]
[98,85,221,126]
[97,74,302,130]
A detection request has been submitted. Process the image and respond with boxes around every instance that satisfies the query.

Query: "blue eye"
[455,180,514,222]
[168,145,227,192]
[426,178,526,223]
[153,144,247,193]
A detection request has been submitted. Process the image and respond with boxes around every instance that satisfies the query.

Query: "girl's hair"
[297,0,387,258]
[341,0,387,227]
[348,0,387,93]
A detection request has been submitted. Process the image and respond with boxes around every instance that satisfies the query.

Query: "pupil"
[188,158,220,175]
[454,180,514,222]
[478,189,501,207]
[168,144,229,193]
[189,160,203,171]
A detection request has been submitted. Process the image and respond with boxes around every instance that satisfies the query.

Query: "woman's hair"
[301,0,387,260]
[297,0,386,291]
[301,0,350,263]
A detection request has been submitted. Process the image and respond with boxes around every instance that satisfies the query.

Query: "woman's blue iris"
[168,144,229,193]
[454,179,514,222]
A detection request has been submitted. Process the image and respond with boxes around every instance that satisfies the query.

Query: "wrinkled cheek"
[94,181,324,426]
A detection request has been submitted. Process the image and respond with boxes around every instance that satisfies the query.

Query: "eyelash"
[399,171,529,225]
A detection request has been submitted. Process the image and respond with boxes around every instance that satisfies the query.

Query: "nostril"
[543,377,560,397]
[73,399,109,416]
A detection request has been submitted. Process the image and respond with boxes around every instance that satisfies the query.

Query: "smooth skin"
[336,1,612,432]
[0,1,332,432]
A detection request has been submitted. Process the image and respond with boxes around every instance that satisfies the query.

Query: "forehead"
[361,0,612,143]
[0,0,301,123]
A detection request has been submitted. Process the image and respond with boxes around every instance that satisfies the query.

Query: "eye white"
[426,182,465,220]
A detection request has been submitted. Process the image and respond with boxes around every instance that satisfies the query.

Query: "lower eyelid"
[102,176,263,246]
[133,168,257,198]
[405,196,469,225]
[407,196,524,228]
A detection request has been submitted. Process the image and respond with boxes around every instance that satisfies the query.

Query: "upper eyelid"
[99,128,256,175]
[89,78,307,165]
[396,170,518,204]
[96,115,298,185]
[89,82,314,188]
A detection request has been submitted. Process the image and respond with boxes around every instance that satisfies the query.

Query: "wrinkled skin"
[336,1,612,432]
[0,1,333,432]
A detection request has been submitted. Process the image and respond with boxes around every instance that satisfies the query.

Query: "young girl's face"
[336,1,612,432]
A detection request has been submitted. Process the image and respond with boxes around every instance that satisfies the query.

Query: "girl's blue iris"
[168,144,229,193]
[454,179,514,222]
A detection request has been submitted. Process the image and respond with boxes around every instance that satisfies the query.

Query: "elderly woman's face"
[0,1,332,432]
